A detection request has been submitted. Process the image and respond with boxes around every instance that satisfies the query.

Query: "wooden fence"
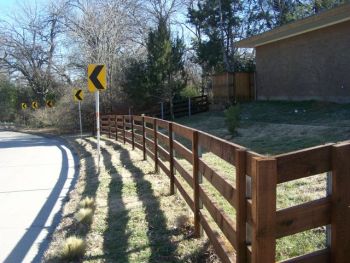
[141,95,209,119]
[99,114,350,263]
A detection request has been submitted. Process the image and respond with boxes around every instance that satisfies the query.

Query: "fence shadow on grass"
[100,142,130,263]
[102,138,178,262]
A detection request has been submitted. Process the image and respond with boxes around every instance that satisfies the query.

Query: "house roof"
[236,3,350,48]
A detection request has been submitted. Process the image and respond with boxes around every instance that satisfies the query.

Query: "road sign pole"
[95,90,101,168]
[78,101,83,141]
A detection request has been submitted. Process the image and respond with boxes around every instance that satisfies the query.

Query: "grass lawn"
[176,100,350,261]
[178,100,350,155]
[43,136,216,263]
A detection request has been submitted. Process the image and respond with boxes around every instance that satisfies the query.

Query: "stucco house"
[236,3,350,102]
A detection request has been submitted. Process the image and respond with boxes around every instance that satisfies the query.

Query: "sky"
[0,0,45,18]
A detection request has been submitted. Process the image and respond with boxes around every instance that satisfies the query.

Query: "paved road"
[0,131,77,263]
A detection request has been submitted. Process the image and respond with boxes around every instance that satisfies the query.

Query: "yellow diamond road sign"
[46,100,53,108]
[32,101,38,109]
[74,89,84,101]
[88,64,107,93]
[21,103,27,110]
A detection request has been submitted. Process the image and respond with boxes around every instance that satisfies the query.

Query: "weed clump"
[75,208,94,225]
[224,104,240,134]
[79,196,95,209]
[61,236,86,260]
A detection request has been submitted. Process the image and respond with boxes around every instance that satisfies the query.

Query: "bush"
[61,236,86,260]
[225,104,240,134]
[180,85,201,98]
[79,196,95,209]
[74,208,94,225]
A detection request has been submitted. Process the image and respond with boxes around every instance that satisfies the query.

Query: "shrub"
[61,236,86,260]
[225,104,240,134]
[180,85,201,98]
[79,196,95,209]
[74,208,94,225]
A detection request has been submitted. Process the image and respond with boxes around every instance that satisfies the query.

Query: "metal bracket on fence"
[326,171,332,247]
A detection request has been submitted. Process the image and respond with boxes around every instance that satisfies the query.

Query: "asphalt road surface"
[0,131,77,263]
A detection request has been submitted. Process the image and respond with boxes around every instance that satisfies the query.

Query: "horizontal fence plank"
[199,186,237,249]
[157,132,169,146]
[125,130,132,138]
[198,132,244,164]
[146,148,155,160]
[174,175,194,211]
[199,159,237,208]
[144,116,154,123]
[275,144,333,183]
[133,124,143,130]
[199,211,236,263]
[173,140,193,164]
[276,197,331,238]
[135,141,143,151]
[156,118,169,129]
[158,145,170,160]
[145,127,154,136]
[158,159,170,178]
[172,122,194,140]
[125,137,132,145]
[280,248,330,263]
[174,159,193,188]
[132,115,143,121]
[145,137,154,148]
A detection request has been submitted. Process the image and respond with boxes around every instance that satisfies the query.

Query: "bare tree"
[0,1,68,102]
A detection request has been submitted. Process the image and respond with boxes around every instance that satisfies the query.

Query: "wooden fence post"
[331,142,350,262]
[192,130,200,238]
[115,115,118,141]
[131,116,135,150]
[236,149,247,263]
[251,157,277,263]
[169,122,175,195]
[122,115,126,144]
[142,116,146,160]
[153,118,158,173]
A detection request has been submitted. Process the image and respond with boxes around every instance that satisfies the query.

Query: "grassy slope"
[177,100,350,260]
[179,101,350,155]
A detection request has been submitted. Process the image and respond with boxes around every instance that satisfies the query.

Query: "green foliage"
[61,236,86,260]
[123,17,186,112]
[224,104,240,134]
[180,85,201,98]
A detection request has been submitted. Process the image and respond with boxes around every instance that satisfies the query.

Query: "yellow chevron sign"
[74,89,84,101]
[32,101,38,109]
[46,100,53,108]
[88,64,107,93]
[21,103,27,110]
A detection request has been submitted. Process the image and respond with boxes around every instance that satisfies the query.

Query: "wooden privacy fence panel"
[99,115,350,263]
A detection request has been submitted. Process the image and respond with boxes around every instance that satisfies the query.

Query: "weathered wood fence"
[99,114,350,263]
[141,95,210,119]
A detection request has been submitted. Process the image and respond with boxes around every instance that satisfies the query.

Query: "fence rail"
[141,95,209,119]
[99,114,350,263]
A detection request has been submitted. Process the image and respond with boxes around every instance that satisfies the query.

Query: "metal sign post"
[95,91,101,167]
[88,64,106,170]
[78,101,83,141]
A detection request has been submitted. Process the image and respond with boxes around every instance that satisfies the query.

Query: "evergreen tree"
[123,17,186,119]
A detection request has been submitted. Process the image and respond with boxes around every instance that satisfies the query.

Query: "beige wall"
[256,20,350,102]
